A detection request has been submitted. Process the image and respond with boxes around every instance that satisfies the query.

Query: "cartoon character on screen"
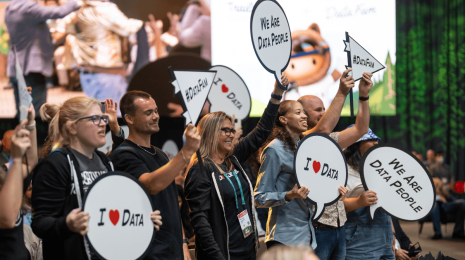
[284,23,344,108]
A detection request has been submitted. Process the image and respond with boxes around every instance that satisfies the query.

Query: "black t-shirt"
[111,140,183,260]
[218,163,255,257]
[70,148,108,260]
[0,211,30,260]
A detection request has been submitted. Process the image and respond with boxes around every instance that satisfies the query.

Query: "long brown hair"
[259,100,302,159]
[189,111,234,173]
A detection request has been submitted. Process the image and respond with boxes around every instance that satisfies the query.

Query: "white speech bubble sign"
[169,67,217,125]
[15,50,32,122]
[294,133,348,221]
[360,145,436,221]
[83,172,154,260]
[208,65,252,121]
[250,0,292,90]
[161,139,179,160]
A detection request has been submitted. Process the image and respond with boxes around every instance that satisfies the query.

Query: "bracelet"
[359,95,369,101]
[271,93,283,100]
[181,150,190,164]
[183,238,189,244]
[25,121,36,130]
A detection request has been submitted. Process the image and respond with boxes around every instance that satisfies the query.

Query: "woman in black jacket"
[31,96,161,260]
[184,75,287,260]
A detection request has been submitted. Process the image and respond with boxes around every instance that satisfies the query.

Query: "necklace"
[135,143,157,155]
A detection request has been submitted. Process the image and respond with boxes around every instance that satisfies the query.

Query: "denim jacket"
[254,138,317,249]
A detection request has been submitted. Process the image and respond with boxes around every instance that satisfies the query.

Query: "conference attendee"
[0,129,13,166]
[430,151,452,184]
[110,90,200,260]
[343,129,395,260]
[32,96,162,260]
[179,0,211,61]
[297,72,374,260]
[0,120,32,260]
[56,1,143,109]
[184,75,287,260]
[254,69,355,250]
[5,0,79,116]
[423,149,436,168]
[392,217,420,260]
[429,177,465,240]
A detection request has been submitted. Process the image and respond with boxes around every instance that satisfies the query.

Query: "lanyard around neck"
[222,170,245,210]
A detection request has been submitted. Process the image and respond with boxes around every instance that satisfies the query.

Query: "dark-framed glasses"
[77,115,109,125]
[220,127,236,137]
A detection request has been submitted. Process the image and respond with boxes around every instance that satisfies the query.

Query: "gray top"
[254,138,317,249]
[70,148,108,194]
[5,0,78,77]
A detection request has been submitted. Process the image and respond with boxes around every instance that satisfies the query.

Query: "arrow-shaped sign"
[343,32,385,117]
[169,67,217,125]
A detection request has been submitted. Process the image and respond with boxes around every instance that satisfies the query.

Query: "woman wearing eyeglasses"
[184,75,288,260]
[31,97,162,260]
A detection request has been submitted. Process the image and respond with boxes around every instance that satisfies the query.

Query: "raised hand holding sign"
[250,0,291,90]
[360,145,435,221]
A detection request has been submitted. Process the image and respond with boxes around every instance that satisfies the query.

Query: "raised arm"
[24,104,38,172]
[233,74,287,163]
[337,72,373,149]
[304,69,354,135]
[26,0,79,23]
[136,124,200,195]
[0,121,30,228]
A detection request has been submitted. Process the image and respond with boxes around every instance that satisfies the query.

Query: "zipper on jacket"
[211,172,230,260]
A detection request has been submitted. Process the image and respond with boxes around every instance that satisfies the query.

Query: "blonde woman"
[31,96,162,260]
[184,75,287,260]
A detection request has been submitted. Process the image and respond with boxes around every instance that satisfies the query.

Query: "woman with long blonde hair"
[184,75,287,260]
[31,96,162,260]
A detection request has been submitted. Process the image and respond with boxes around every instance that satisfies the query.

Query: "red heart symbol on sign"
[109,210,120,226]
[313,161,321,173]
[221,84,229,93]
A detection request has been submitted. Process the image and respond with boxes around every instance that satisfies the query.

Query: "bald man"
[300,72,373,149]
[299,71,373,260]
[424,149,436,168]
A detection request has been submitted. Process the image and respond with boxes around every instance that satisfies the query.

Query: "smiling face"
[72,104,107,149]
[126,98,160,135]
[280,101,308,136]
[216,118,235,156]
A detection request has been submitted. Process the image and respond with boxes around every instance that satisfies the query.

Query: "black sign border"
[360,144,437,222]
[83,171,155,260]
[293,133,349,222]
[249,0,292,90]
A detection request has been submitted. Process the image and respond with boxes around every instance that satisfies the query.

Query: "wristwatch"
[359,95,369,101]
[183,238,189,244]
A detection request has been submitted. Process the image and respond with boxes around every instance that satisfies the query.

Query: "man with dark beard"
[298,71,374,260]
[110,90,200,260]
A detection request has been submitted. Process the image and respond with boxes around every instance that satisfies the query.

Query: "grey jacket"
[254,138,317,249]
[5,0,79,77]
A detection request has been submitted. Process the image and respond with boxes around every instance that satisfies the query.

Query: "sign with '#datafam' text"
[169,67,217,125]
[250,0,291,90]
[208,65,252,121]
[83,172,154,260]
[294,133,348,221]
[360,145,436,221]
[343,32,385,81]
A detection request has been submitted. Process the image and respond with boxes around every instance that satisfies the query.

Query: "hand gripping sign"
[208,65,252,121]
[294,133,348,221]
[169,67,217,125]
[83,172,154,260]
[360,145,436,221]
[343,32,385,117]
[250,0,292,90]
